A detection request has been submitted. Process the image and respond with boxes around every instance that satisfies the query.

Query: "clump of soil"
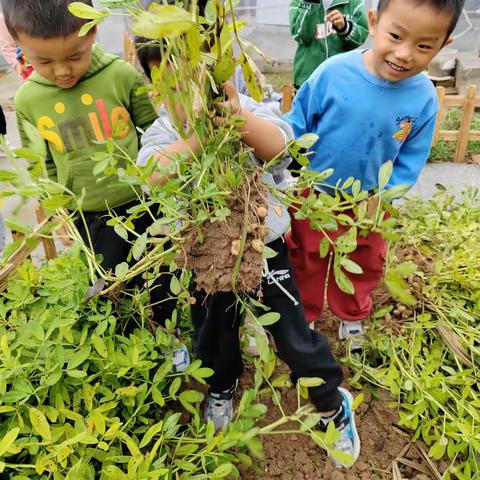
[180,171,269,294]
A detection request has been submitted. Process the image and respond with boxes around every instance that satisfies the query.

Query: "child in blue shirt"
[285,0,464,349]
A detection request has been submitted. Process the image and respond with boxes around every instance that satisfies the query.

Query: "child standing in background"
[285,0,464,350]
[289,0,368,88]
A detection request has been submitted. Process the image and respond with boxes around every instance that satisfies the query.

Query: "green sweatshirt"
[290,0,368,87]
[15,45,157,211]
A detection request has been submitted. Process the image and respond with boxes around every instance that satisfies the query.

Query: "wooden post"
[35,206,57,260]
[432,86,445,147]
[281,84,295,114]
[454,85,477,163]
[123,31,135,65]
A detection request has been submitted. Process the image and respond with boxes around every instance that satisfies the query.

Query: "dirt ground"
[238,309,444,480]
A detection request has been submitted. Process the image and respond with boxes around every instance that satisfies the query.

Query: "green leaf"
[330,449,354,468]
[92,335,108,358]
[212,463,233,478]
[115,262,129,278]
[333,267,355,295]
[263,246,278,259]
[257,312,280,326]
[351,392,364,410]
[115,386,139,397]
[139,421,163,448]
[186,27,202,68]
[29,408,51,442]
[319,237,330,259]
[41,195,72,210]
[340,257,363,275]
[170,275,182,295]
[239,53,263,102]
[132,232,148,261]
[168,377,182,399]
[68,346,91,370]
[179,390,203,404]
[4,219,33,235]
[298,377,325,388]
[0,428,20,456]
[378,160,393,190]
[0,169,19,181]
[324,420,341,445]
[428,440,447,460]
[131,6,195,40]
[68,2,106,19]
[384,272,416,306]
[78,18,104,37]
[295,133,319,149]
[394,262,417,276]
[66,369,87,378]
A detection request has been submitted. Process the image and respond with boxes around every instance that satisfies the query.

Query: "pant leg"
[191,289,243,392]
[287,211,329,323]
[75,208,132,271]
[76,203,177,327]
[327,230,387,321]
[263,238,343,412]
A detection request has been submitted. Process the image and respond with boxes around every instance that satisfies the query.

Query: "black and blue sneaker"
[320,387,361,469]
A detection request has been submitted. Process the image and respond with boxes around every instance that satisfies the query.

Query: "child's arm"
[220,82,288,162]
[387,112,437,192]
[0,15,20,73]
[330,0,369,49]
[289,0,318,46]
[137,116,201,186]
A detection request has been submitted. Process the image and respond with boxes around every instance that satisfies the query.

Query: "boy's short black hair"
[135,37,164,81]
[377,0,465,37]
[1,0,94,39]
[135,0,208,80]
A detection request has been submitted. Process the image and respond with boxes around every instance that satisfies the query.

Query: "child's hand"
[325,10,346,31]
[215,81,242,123]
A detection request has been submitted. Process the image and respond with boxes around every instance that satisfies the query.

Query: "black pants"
[0,105,6,135]
[75,201,176,325]
[191,238,343,412]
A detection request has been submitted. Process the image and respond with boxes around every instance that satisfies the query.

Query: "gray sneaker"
[205,382,237,432]
[338,320,365,352]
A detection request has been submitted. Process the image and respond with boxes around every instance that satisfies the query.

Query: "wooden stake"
[123,31,136,65]
[281,84,295,114]
[35,206,57,260]
[432,86,445,147]
[454,85,477,163]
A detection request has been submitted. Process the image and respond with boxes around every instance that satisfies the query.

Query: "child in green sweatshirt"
[290,0,369,87]
[4,0,182,336]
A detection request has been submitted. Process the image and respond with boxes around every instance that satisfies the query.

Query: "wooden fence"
[433,85,479,163]
[0,207,57,292]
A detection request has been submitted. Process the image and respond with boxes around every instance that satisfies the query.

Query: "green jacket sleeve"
[337,0,369,49]
[16,111,57,181]
[129,71,157,135]
[290,0,321,47]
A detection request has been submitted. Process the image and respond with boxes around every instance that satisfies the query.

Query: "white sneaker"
[338,320,365,352]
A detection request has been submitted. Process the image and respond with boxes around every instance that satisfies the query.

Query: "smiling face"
[364,0,453,82]
[16,30,96,89]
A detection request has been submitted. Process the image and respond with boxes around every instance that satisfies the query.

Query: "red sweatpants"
[286,209,387,324]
